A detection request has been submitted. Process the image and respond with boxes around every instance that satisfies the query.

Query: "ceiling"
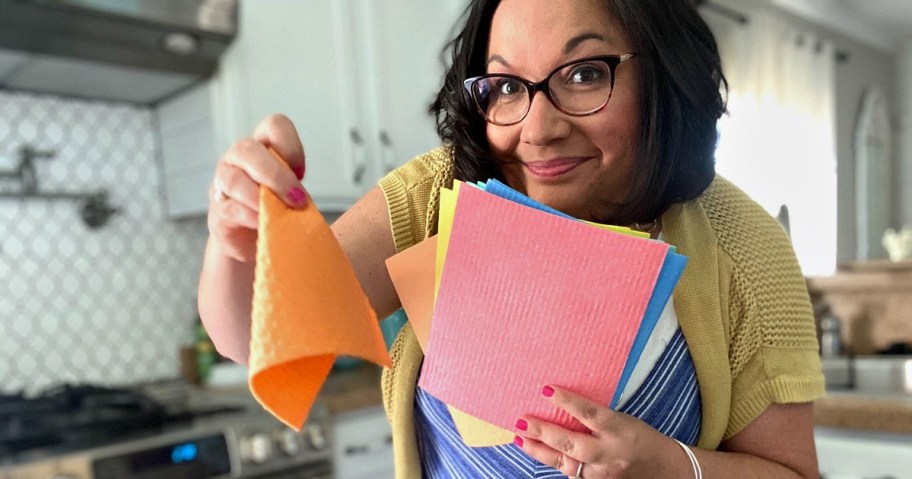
[771,0,912,52]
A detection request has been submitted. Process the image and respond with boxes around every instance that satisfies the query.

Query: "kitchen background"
[0,0,466,395]
[0,91,209,394]
[4,0,910,391]
[1,0,912,478]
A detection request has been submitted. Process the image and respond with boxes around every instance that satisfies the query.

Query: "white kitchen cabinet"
[816,426,912,478]
[227,0,365,211]
[157,0,466,215]
[156,81,218,218]
[332,405,394,479]
[226,0,466,211]
[356,0,468,175]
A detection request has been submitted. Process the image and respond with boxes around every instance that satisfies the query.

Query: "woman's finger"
[252,114,306,180]
[214,161,262,213]
[513,436,582,478]
[541,385,619,435]
[222,138,308,209]
[515,416,602,465]
[207,202,258,262]
[216,197,259,230]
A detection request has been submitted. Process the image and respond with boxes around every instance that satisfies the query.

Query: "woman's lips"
[522,158,589,179]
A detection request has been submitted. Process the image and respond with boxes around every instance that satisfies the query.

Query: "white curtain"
[711,10,838,277]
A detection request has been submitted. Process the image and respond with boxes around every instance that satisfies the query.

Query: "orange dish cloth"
[249,169,391,430]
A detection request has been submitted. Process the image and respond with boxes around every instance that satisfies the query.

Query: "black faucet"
[0,145,56,193]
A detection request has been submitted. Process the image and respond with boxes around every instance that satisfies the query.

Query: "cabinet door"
[157,82,218,218]
[209,28,250,157]
[332,406,394,479]
[233,0,369,211]
[357,0,468,175]
[816,427,912,479]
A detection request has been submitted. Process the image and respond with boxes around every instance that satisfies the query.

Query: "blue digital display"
[93,433,231,479]
[171,443,198,463]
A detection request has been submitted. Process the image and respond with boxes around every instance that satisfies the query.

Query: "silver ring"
[212,179,227,203]
[574,462,584,479]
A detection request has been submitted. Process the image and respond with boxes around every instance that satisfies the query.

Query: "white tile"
[0,90,209,394]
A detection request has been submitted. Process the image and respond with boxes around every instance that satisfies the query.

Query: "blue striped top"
[415,328,701,478]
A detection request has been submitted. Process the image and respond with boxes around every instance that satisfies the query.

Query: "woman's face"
[485,0,640,221]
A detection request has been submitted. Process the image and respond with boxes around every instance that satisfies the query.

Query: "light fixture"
[161,32,201,56]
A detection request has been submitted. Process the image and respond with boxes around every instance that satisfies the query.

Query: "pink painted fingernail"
[541,386,555,398]
[515,419,528,431]
[287,186,308,206]
[291,165,304,180]
[513,436,524,447]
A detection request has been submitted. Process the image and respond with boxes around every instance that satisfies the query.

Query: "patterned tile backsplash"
[0,90,210,395]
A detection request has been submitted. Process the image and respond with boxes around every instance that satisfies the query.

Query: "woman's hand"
[514,385,684,478]
[207,114,308,262]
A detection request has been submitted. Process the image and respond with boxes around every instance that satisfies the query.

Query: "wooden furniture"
[806,259,912,355]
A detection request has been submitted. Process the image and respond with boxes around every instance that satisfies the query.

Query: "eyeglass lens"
[470,58,615,125]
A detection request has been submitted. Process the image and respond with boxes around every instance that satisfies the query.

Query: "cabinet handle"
[350,128,363,144]
[353,163,366,185]
[350,128,366,185]
[379,130,396,174]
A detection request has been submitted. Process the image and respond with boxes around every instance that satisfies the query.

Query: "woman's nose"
[519,90,572,145]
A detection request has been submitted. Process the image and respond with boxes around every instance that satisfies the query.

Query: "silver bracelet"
[674,439,703,479]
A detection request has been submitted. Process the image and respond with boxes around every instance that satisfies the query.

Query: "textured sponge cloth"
[249,178,391,430]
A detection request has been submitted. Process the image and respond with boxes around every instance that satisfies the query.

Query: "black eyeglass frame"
[463,53,637,126]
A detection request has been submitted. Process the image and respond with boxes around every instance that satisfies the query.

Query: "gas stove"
[0,381,332,479]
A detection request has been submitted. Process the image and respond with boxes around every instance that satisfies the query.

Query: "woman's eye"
[568,65,606,84]
[495,79,522,95]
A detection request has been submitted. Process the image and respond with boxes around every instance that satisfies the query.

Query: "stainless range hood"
[0,0,237,105]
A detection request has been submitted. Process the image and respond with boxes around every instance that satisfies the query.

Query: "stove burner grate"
[0,383,241,461]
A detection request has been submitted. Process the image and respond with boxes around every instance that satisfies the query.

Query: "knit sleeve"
[378,146,454,252]
[703,178,826,439]
[378,147,453,478]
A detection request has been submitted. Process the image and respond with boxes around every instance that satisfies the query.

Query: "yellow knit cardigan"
[378,146,825,478]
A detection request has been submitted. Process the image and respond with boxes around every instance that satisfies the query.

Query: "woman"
[198,0,825,477]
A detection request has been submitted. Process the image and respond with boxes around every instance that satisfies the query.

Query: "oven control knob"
[274,428,301,456]
[240,432,274,464]
[304,423,327,450]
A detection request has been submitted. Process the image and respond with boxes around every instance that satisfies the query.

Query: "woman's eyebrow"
[563,32,607,55]
[486,32,609,68]
[487,54,511,68]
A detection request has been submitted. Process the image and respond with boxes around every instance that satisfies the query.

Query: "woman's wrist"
[673,439,703,479]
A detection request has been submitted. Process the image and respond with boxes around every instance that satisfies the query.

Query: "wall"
[707,0,898,263]
[0,90,209,394]
[899,40,912,227]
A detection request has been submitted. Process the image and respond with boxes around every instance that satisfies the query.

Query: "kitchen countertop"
[199,361,385,418]
[318,363,385,415]
[206,363,912,434]
[318,365,912,435]
[814,390,912,434]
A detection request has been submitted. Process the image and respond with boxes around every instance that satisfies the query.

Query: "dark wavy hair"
[431,0,727,225]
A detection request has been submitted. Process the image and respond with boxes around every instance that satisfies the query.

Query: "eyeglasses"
[463,53,636,126]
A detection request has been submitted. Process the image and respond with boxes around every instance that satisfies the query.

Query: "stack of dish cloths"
[386,179,687,446]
